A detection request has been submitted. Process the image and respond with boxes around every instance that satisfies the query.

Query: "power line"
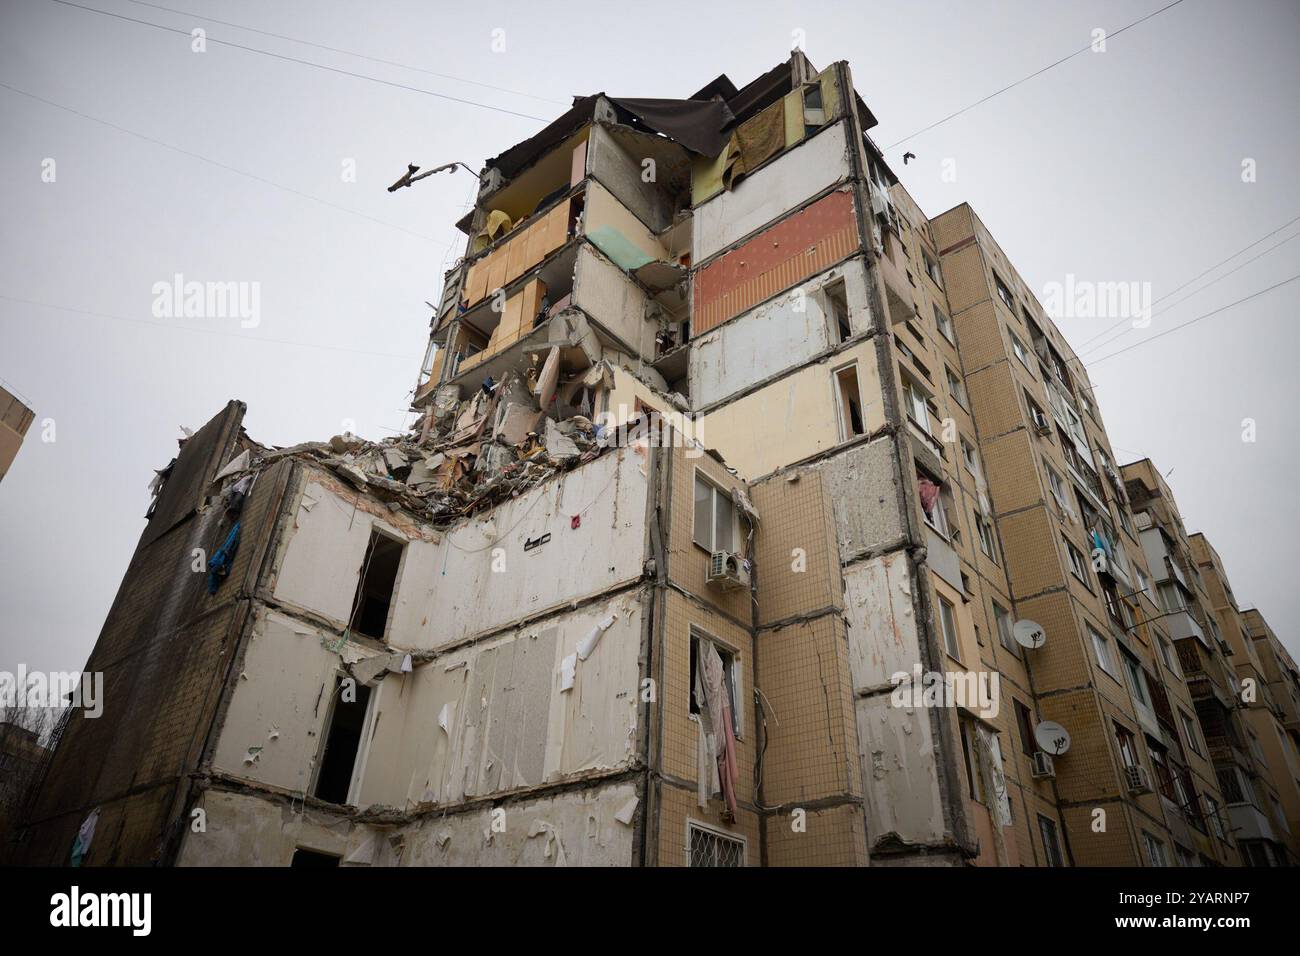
[1084,273,1299,366]
[125,0,570,107]
[1075,229,1300,359]
[1072,212,1300,353]
[885,0,1188,150]
[45,0,550,122]
[0,80,449,247]
[0,294,414,361]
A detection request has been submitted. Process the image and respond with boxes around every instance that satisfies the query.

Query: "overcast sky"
[2,0,1297,675]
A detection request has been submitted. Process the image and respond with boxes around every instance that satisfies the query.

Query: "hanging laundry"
[207,521,242,594]
[701,641,739,820]
[70,807,100,867]
[917,478,940,518]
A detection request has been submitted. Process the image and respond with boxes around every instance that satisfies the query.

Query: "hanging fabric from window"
[697,640,739,820]
[917,478,940,519]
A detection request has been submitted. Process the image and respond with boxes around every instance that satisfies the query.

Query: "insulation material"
[855,694,949,851]
[462,201,569,308]
[692,189,860,336]
[842,553,924,693]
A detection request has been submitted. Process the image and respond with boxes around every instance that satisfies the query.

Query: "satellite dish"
[1013,619,1046,650]
[1034,721,1071,756]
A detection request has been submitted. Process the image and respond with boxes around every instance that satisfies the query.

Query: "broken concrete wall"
[176,789,401,866]
[689,258,872,409]
[583,179,669,271]
[363,591,645,809]
[572,243,655,360]
[402,778,639,866]
[693,121,851,263]
[586,123,686,234]
[695,336,885,480]
[268,449,649,653]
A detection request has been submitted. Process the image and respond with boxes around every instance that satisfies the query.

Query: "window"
[350,530,405,639]
[923,249,943,286]
[934,304,954,342]
[1025,392,1049,430]
[1114,723,1140,770]
[1216,768,1246,804]
[959,720,983,802]
[824,280,851,343]
[833,364,865,440]
[946,367,967,408]
[994,602,1015,653]
[1141,830,1169,867]
[689,632,740,736]
[1158,637,1180,678]
[960,438,980,477]
[1044,461,1066,505]
[903,375,930,432]
[994,272,1015,311]
[1204,794,1227,840]
[917,471,949,537]
[1090,625,1118,679]
[1271,795,1289,833]
[1121,651,1150,708]
[974,511,997,560]
[693,473,736,554]
[314,677,373,805]
[1014,699,1036,755]
[1137,567,1152,600]
[688,823,744,867]
[1065,538,1091,586]
[1158,583,1186,614]
[1010,332,1033,370]
[1179,709,1203,756]
[1038,815,1064,867]
[938,595,961,660]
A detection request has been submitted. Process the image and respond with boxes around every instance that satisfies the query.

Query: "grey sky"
[2,0,1297,675]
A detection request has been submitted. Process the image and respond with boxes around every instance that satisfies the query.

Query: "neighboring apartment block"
[6,53,1296,867]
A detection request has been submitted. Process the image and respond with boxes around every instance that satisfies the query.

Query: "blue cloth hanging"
[207,521,241,594]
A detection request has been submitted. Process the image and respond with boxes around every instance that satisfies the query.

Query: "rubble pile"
[233,369,611,526]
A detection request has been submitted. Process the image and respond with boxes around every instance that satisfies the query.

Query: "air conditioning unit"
[1125,765,1153,795]
[707,551,750,591]
[1031,751,1055,779]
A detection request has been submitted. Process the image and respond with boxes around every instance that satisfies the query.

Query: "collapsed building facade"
[8,53,1299,866]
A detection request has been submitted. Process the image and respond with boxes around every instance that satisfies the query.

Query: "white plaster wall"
[693,122,850,263]
[212,608,387,794]
[361,591,644,809]
[400,779,638,866]
[408,445,649,651]
[178,789,400,866]
[271,481,386,625]
[689,259,871,408]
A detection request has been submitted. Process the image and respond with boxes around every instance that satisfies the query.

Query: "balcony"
[1165,607,1206,646]
[1228,803,1277,843]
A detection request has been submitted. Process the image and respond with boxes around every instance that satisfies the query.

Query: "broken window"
[693,472,736,554]
[934,303,954,343]
[349,530,404,640]
[313,677,372,805]
[833,364,864,441]
[824,279,851,343]
[993,272,1016,311]
[291,848,341,867]
[1014,699,1036,755]
[946,367,967,408]
[974,511,997,560]
[902,375,929,432]
[959,719,983,802]
[689,632,740,735]
[688,822,744,867]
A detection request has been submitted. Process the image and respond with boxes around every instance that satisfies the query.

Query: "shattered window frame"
[689,626,743,739]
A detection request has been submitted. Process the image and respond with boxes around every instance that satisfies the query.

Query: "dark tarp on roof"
[608,96,734,157]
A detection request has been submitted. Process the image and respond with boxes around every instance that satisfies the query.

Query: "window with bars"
[688,823,744,867]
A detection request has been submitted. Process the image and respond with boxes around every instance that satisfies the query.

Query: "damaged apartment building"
[9,53,1298,867]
